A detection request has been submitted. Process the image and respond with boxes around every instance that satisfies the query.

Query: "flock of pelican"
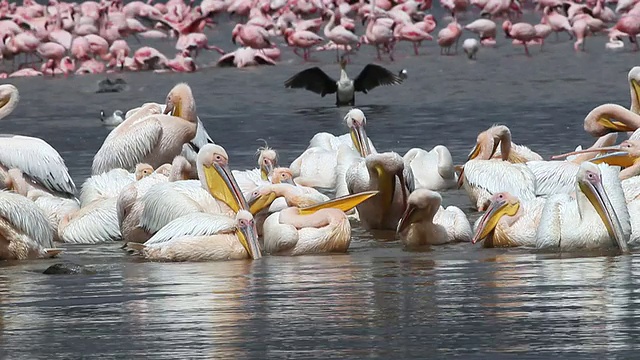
[4,66,640,262]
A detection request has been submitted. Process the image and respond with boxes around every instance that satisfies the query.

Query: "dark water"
[2,8,640,358]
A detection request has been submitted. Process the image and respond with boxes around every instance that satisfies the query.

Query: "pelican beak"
[247,191,278,215]
[550,145,623,160]
[202,162,248,213]
[590,151,638,168]
[261,159,275,181]
[467,143,481,161]
[472,197,519,244]
[396,203,418,234]
[163,102,178,117]
[457,165,465,189]
[579,174,629,253]
[298,190,378,215]
[281,177,295,185]
[237,220,262,260]
[396,170,409,210]
[632,79,640,108]
[597,116,636,132]
[350,122,371,157]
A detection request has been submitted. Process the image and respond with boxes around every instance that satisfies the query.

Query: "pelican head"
[365,152,409,215]
[457,125,511,188]
[0,84,18,117]
[197,144,249,215]
[345,108,371,157]
[472,192,520,245]
[234,209,262,260]
[134,163,154,180]
[163,82,197,122]
[256,145,278,180]
[396,189,441,234]
[169,155,193,181]
[577,162,629,253]
[247,183,308,215]
[628,66,640,112]
[154,163,172,176]
[583,104,638,137]
[271,167,295,185]
[585,140,640,168]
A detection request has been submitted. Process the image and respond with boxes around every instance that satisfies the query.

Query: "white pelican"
[346,151,410,230]
[396,189,472,247]
[458,125,545,210]
[536,162,630,253]
[283,58,404,106]
[0,84,76,197]
[134,144,250,241]
[0,190,60,260]
[126,210,261,262]
[403,146,457,191]
[232,145,279,194]
[290,109,374,197]
[258,191,378,255]
[471,192,546,248]
[583,103,640,140]
[92,83,199,175]
[58,165,157,244]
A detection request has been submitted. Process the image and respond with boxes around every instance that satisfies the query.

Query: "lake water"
[1,7,640,358]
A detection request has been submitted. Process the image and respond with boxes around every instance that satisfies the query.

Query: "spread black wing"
[353,64,404,94]
[284,67,338,97]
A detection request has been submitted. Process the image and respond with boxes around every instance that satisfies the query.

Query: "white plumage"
[403,146,457,191]
[58,197,121,244]
[462,160,537,210]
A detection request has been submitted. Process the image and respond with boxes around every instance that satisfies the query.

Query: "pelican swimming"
[290,109,375,197]
[251,190,377,255]
[284,58,404,106]
[536,162,630,253]
[125,144,262,262]
[92,83,200,175]
[0,84,76,197]
[396,189,472,247]
[403,146,458,191]
[0,190,60,260]
[232,145,281,194]
[471,192,546,248]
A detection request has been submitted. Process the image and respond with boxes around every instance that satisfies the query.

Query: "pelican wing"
[284,67,338,96]
[59,198,121,244]
[526,161,579,197]
[144,213,235,246]
[353,64,403,94]
[0,190,53,248]
[91,116,163,175]
[80,168,135,206]
[463,160,537,201]
[232,168,267,195]
[0,135,76,196]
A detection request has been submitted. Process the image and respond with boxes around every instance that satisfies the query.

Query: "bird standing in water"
[284,57,404,107]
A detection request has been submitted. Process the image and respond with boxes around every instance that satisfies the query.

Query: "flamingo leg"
[524,43,531,56]
[413,42,419,55]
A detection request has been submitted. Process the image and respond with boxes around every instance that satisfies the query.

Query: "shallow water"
[2,7,640,358]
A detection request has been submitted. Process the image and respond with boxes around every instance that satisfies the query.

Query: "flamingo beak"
[298,191,378,215]
[236,218,262,260]
[578,170,629,253]
[350,122,372,157]
[472,197,519,245]
[247,191,278,215]
[202,162,248,213]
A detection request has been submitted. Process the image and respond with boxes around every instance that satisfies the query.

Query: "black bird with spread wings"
[284,58,405,107]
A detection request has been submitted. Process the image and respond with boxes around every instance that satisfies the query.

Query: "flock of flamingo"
[0,0,638,78]
[3,64,640,261]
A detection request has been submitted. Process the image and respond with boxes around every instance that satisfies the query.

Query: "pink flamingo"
[133,46,169,70]
[542,6,574,40]
[83,34,109,59]
[108,39,130,70]
[36,42,65,70]
[416,14,438,34]
[166,51,196,72]
[394,22,432,55]
[217,46,276,68]
[363,14,395,60]
[76,58,105,74]
[612,14,640,50]
[283,28,324,60]
[41,55,74,77]
[533,23,553,49]
[180,32,226,57]
[503,20,537,55]
[323,9,359,62]
[572,17,590,51]
[231,23,272,49]
[437,20,463,55]
[464,18,496,44]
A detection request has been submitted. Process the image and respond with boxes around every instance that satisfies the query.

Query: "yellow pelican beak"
[590,151,639,168]
[163,101,181,118]
[578,171,629,253]
[396,202,418,234]
[247,191,278,215]
[235,213,262,260]
[472,196,519,245]
[202,162,248,213]
[456,165,465,189]
[597,116,636,132]
[632,79,640,110]
[350,121,372,157]
[298,191,378,215]
[261,159,275,181]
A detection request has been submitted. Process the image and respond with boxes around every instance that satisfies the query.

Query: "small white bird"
[463,38,479,60]
[100,110,124,128]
